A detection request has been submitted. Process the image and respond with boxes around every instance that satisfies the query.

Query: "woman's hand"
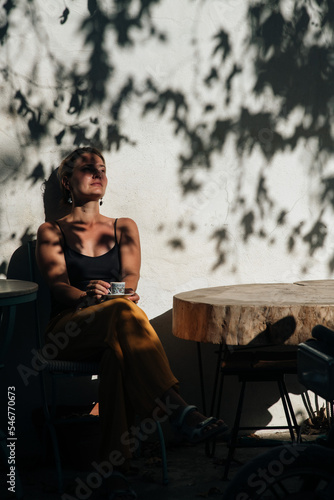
[126,288,140,304]
[78,282,139,308]
[86,280,111,300]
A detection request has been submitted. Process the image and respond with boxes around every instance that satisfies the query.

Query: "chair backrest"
[25,241,100,375]
[7,240,99,426]
[26,240,51,350]
[6,240,51,349]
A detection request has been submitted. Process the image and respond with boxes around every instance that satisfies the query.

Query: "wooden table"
[173,280,334,346]
[0,279,38,499]
[172,280,334,414]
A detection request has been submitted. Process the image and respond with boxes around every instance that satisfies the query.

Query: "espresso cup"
[110,282,125,295]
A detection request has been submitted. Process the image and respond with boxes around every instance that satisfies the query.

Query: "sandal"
[107,472,137,500]
[171,405,228,445]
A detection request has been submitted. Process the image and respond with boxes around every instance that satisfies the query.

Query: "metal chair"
[212,345,300,479]
[27,240,168,492]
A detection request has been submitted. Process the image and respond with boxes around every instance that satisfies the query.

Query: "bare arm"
[35,222,87,307]
[117,218,141,296]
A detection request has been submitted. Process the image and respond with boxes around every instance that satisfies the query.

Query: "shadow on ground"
[1,431,319,500]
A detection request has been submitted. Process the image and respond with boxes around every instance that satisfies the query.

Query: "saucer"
[104,293,134,300]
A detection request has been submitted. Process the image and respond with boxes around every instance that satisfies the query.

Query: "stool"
[214,346,300,479]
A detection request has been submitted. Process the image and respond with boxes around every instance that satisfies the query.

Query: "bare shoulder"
[36,221,68,282]
[37,221,61,243]
[117,217,139,232]
[116,217,140,247]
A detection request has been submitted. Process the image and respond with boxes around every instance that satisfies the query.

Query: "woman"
[36,147,227,496]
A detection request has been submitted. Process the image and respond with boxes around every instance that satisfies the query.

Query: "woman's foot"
[170,405,228,444]
[182,406,225,429]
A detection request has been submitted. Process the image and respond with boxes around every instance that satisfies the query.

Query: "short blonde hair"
[57,147,105,204]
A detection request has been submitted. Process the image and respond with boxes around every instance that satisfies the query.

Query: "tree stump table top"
[172,280,334,345]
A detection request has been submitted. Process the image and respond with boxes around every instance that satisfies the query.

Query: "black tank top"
[56,219,122,291]
[50,219,121,319]
[50,219,121,317]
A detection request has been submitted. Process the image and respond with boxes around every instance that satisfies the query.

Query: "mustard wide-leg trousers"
[45,298,179,462]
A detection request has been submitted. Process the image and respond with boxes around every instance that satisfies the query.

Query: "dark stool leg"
[281,378,300,440]
[277,377,297,443]
[205,367,226,457]
[197,343,207,416]
[223,379,247,480]
[210,343,224,416]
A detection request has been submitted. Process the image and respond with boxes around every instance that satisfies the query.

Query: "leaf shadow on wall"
[2,1,334,275]
[142,1,334,275]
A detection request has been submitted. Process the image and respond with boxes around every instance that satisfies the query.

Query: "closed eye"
[81,165,106,174]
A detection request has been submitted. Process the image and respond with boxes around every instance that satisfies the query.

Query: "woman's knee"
[103,298,141,321]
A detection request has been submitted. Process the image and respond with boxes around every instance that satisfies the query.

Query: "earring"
[100,198,103,206]
[68,195,72,204]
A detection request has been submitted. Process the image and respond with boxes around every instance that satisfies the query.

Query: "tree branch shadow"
[1,0,334,274]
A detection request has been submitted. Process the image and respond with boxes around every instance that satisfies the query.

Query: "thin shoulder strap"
[55,221,67,245]
[114,218,119,244]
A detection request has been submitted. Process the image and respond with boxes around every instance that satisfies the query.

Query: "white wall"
[1,0,332,451]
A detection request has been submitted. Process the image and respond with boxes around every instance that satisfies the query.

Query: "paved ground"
[1,431,319,500]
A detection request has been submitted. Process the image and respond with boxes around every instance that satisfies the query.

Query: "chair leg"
[45,422,64,493]
[277,378,299,443]
[210,343,224,417]
[330,401,334,425]
[197,342,207,416]
[132,417,168,485]
[39,371,64,493]
[283,380,299,438]
[223,380,247,480]
[205,368,225,458]
[156,422,168,485]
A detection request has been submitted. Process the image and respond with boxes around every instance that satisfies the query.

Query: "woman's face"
[65,152,108,203]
